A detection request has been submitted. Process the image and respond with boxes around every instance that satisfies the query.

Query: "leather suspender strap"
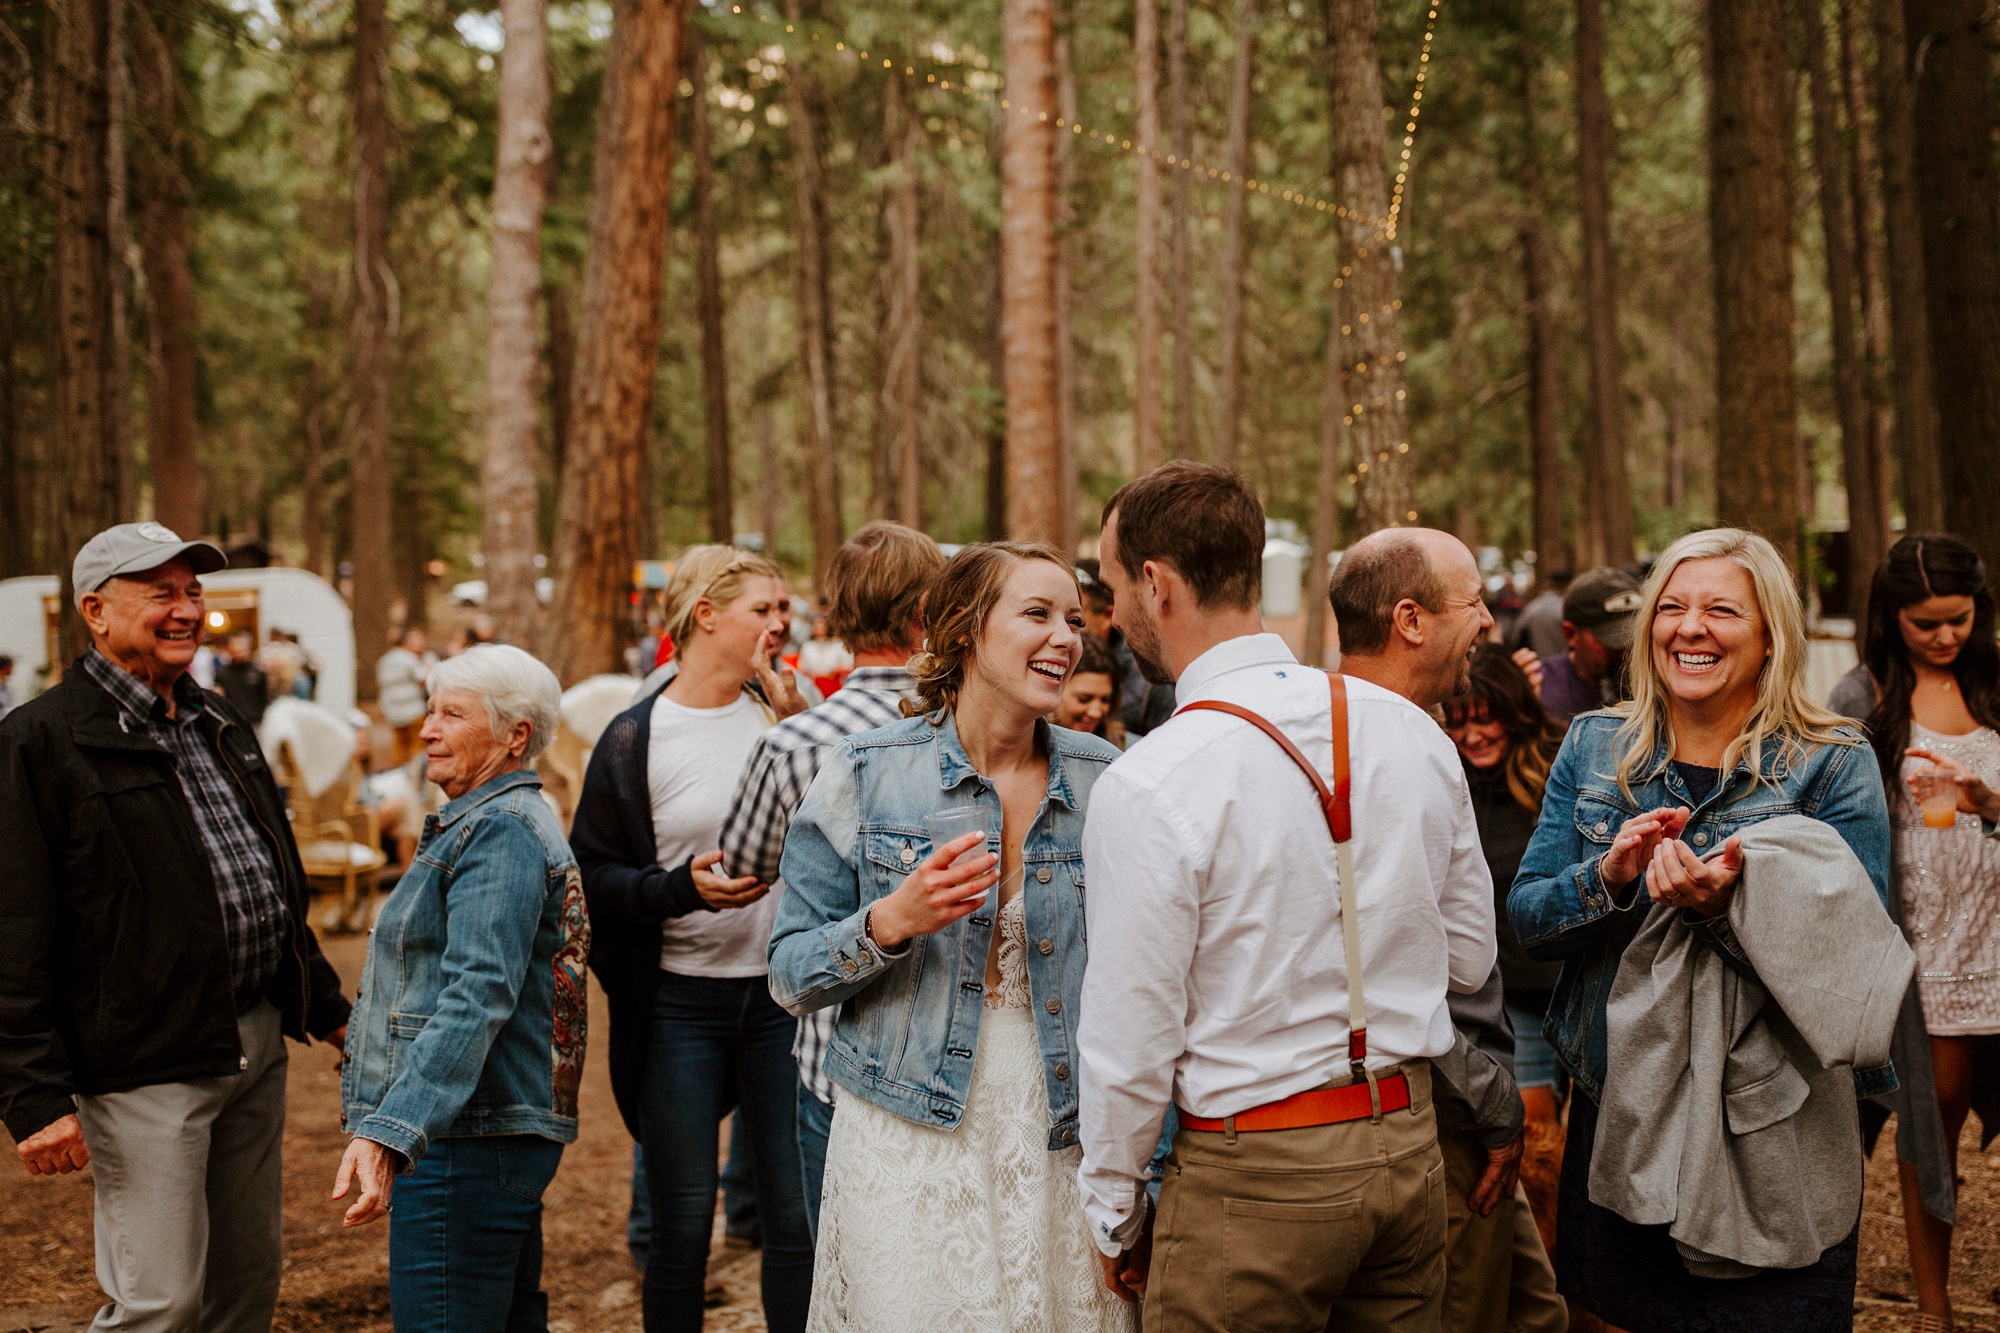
[1178,673,1370,1081]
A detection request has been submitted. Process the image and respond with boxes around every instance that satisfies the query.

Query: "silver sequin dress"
[1895,722,2000,1035]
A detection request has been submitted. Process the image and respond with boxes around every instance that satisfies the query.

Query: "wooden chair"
[279,743,388,934]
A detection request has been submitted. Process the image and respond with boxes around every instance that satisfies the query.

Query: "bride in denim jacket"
[769,542,1133,1332]
[1508,527,1891,1333]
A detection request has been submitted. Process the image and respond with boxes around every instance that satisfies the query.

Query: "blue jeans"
[1505,1001,1569,1097]
[388,1134,565,1333]
[628,1120,758,1271]
[640,971,812,1333]
[795,1080,834,1242]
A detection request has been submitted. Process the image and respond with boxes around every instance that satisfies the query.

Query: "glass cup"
[924,807,990,869]
[1913,766,1961,830]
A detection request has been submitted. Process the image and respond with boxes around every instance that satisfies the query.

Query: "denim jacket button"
[1045,997,1061,1014]
[899,846,916,865]
[1595,820,1609,835]
[1060,1129,1076,1145]
[841,959,859,976]
[1055,1061,1070,1079]
[1693,831,1709,845]
[1037,866,1052,883]
[1038,938,1054,956]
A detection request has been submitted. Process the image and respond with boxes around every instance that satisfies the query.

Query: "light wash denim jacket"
[769,713,1120,1149]
[342,770,591,1164]
[1507,710,1894,1106]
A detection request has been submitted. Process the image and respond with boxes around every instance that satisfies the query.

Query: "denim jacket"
[769,713,1120,1149]
[342,770,590,1164]
[1507,711,1894,1106]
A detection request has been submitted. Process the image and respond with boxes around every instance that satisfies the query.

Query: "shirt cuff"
[1092,1192,1150,1257]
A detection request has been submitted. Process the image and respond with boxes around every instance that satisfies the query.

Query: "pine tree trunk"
[1902,0,2000,572]
[347,0,395,685]
[301,354,326,576]
[1055,32,1078,553]
[50,0,131,657]
[133,3,200,537]
[1837,0,1896,550]
[784,0,842,585]
[104,0,131,522]
[877,67,922,530]
[0,277,23,577]
[1871,0,1942,529]
[547,0,689,682]
[1708,0,1801,564]
[1166,0,1195,459]
[545,275,573,487]
[480,0,550,647]
[1325,0,1412,532]
[1521,46,1570,576]
[1001,0,1062,545]
[1303,300,1342,667]
[1574,0,1631,564]
[690,29,734,543]
[1132,0,1163,473]
[1801,0,1889,598]
[1215,0,1255,473]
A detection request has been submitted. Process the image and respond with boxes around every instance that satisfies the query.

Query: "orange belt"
[1178,1072,1412,1133]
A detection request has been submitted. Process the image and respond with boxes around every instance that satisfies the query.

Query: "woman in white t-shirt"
[575,545,811,1333]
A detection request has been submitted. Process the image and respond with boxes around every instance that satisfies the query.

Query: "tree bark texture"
[132,3,200,537]
[1871,0,1942,528]
[1801,0,1890,597]
[784,0,842,586]
[1902,0,2000,573]
[1325,0,1412,532]
[104,0,131,521]
[1132,0,1163,473]
[545,275,573,486]
[1055,33,1078,554]
[691,29,735,543]
[49,0,131,657]
[0,278,24,577]
[1166,0,1195,460]
[877,68,922,530]
[1574,0,1631,565]
[1708,0,1801,564]
[347,0,395,685]
[1001,0,1063,546]
[1215,0,1255,473]
[547,0,689,682]
[1837,0,1897,549]
[479,0,551,648]
[1520,46,1570,576]
[1303,298,1342,667]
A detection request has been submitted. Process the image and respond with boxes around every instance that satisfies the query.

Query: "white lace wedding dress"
[807,894,1138,1332]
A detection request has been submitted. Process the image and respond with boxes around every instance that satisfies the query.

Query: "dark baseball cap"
[1562,566,1643,651]
[72,522,228,607]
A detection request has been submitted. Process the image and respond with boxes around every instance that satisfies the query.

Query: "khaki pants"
[1144,1061,1448,1333]
[1437,1127,1566,1333]
[75,1002,288,1333]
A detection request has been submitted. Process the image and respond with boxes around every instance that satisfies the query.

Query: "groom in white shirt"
[1076,462,1497,1332]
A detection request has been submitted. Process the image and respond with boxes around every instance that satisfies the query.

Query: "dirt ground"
[3,927,1997,1332]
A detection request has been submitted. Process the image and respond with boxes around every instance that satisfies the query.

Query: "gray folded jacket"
[1589,813,1914,1277]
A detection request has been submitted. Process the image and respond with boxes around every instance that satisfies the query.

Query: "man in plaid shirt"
[719,521,943,1238]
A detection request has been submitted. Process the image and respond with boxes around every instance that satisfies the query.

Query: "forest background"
[3,0,1999,691]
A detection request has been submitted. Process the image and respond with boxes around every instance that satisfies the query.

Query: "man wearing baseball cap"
[1535,565,1643,724]
[0,523,351,1331]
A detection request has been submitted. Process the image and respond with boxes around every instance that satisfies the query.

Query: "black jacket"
[0,658,351,1142]
[569,685,712,1139]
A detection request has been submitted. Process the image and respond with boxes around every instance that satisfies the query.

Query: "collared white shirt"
[1075,633,1496,1254]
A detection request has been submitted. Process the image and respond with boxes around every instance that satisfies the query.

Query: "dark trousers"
[795,1080,835,1243]
[639,971,812,1333]
[388,1135,565,1333]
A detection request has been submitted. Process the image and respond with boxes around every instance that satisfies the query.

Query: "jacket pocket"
[1573,793,1631,847]
[1723,1024,1810,1135]
[388,1012,430,1039]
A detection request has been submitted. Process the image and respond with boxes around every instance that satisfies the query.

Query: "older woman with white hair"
[334,643,591,1333]
[1509,529,1896,1333]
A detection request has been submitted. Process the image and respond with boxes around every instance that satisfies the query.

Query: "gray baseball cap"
[1562,566,1644,651]
[73,522,228,606]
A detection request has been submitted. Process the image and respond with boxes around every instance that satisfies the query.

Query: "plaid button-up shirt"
[719,666,917,1104]
[84,651,290,1004]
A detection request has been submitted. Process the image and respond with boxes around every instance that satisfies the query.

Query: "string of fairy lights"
[714,1,1439,241]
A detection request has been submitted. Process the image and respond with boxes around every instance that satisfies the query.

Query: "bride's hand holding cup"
[866,831,999,951]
